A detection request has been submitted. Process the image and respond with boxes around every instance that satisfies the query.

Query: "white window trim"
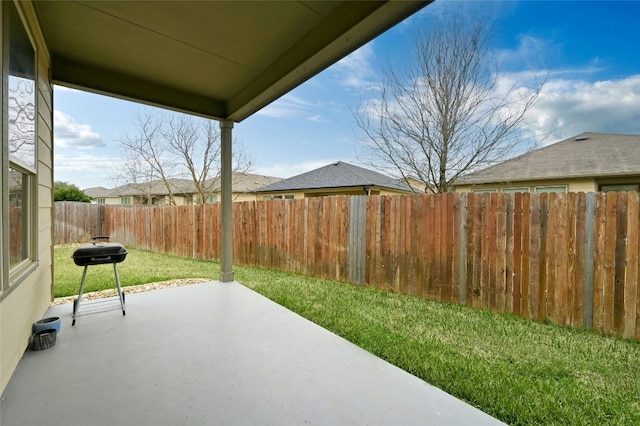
[501,187,530,193]
[471,188,497,193]
[3,1,39,292]
[534,185,567,193]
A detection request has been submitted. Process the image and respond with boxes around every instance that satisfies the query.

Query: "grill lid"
[72,243,128,266]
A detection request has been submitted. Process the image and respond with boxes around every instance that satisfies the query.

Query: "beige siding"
[232,192,259,202]
[378,188,413,196]
[101,196,122,205]
[456,177,598,193]
[1,1,54,393]
[566,178,597,192]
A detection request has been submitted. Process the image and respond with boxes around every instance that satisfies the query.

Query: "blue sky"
[54,0,640,189]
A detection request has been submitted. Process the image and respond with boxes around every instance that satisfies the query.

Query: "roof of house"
[455,132,640,185]
[85,173,281,198]
[33,1,430,122]
[83,186,113,198]
[223,173,282,192]
[255,161,414,193]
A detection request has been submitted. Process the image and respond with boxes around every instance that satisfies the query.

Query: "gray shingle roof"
[85,173,281,197]
[83,186,112,198]
[255,161,414,193]
[456,132,640,185]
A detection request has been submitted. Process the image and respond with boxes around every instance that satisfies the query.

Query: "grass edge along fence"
[56,191,640,340]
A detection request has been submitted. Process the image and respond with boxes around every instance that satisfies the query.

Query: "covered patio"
[3,2,504,423]
[1,282,503,425]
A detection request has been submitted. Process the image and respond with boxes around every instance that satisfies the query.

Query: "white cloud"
[256,93,332,123]
[54,152,123,188]
[54,110,104,148]
[256,94,318,119]
[307,115,325,124]
[332,43,377,90]
[493,34,554,72]
[521,74,640,144]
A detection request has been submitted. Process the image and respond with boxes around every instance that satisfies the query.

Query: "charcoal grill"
[71,236,127,325]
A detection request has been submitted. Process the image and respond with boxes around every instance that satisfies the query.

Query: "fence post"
[583,192,596,329]
[349,195,367,285]
[458,192,467,305]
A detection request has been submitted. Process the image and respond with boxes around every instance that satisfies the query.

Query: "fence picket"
[625,193,639,339]
[603,193,618,334]
[614,193,628,335]
[512,193,523,315]
[496,193,507,312]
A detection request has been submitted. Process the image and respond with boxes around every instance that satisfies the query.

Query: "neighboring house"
[454,132,640,193]
[403,176,433,193]
[0,0,429,394]
[82,186,119,205]
[85,179,194,206]
[255,161,416,199]
[85,173,281,206]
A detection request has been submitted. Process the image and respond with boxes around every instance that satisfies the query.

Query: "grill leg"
[72,265,90,326]
[113,263,126,316]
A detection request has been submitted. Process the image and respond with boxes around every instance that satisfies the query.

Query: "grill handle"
[91,255,113,263]
[91,236,110,245]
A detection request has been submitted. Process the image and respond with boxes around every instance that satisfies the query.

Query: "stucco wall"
[1,1,54,393]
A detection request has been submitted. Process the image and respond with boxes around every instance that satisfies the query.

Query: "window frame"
[471,188,497,193]
[265,194,294,200]
[502,187,530,193]
[3,0,39,292]
[534,185,567,193]
[599,183,639,192]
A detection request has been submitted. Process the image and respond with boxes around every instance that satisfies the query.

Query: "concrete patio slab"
[1,281,504,426]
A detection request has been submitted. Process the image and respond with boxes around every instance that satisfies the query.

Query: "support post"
[219,120,234,282]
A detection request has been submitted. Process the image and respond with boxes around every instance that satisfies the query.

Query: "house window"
[502,187,530,193]
[4,1,37,288]
[266,194,294,200]
[535,186,567,193]
[96,198,106,205]
[471,188,497,193]
[600,184,639,192]
[120,197,132,205]
[205,195,218,204]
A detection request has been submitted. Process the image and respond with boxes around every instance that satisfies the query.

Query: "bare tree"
[163,115,251,204]
[355,15,546,193]
[117,112,252,205]
[118,113,179,205]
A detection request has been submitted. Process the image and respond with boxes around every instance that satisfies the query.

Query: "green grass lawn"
[54,245,220,297]
[54,246,640,425]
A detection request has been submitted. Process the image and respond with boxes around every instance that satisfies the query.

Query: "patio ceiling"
[33,0,431,122]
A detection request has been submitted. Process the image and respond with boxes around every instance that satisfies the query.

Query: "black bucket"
[31,329,57,351]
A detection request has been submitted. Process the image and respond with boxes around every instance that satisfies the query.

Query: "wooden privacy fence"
[56,192,640,339]
[54,201,105,245]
